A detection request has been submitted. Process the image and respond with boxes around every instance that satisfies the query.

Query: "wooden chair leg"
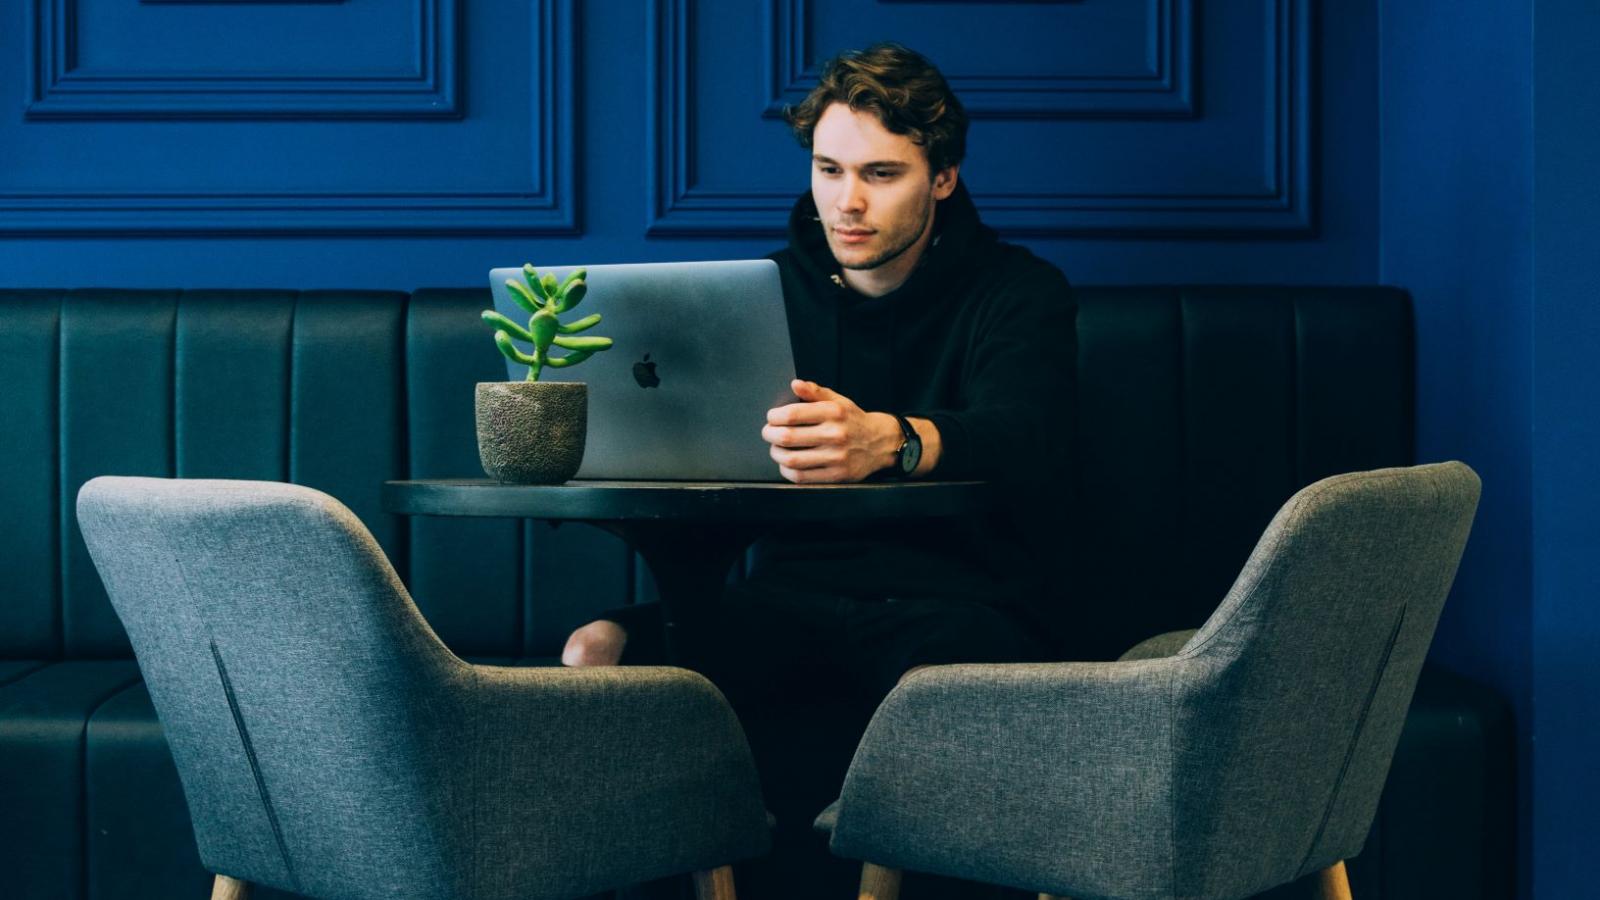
[211,875,250,900]
[859,862,902,900]
[1315,861,1353,900]
[693,865,737,900]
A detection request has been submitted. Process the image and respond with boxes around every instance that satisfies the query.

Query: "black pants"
[602,578,1049,900]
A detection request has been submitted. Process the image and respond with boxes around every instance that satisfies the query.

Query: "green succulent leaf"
[529,309,559,350]
[493,330,537,366]
[544,350,595,368]
[558,268,588,294]
[505,279,542,315]
[521,265,549,302]
[556,280,587,314]
[481,310,535,343]
[551,335,613,351]
[493,263,605,380]
[556,313,602,334]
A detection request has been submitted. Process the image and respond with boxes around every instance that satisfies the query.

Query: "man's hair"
[785,43,967,175]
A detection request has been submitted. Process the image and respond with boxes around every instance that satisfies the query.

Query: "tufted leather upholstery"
[0,286,1508,899]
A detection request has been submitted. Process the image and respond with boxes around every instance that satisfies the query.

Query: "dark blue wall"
[1531,1,1600,894]
[1377,4,1535,896]
[1382,1,1600,896]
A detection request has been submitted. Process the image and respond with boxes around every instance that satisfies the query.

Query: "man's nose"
[835,174,867,214]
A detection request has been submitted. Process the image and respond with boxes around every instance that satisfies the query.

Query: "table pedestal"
[590,520,757,661]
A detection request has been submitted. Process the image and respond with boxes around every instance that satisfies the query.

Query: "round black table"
[383,478,992,658]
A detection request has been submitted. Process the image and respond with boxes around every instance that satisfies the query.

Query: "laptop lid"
[488,259,796,481]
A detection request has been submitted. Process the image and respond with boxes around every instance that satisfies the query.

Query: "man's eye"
[871,170,895,179]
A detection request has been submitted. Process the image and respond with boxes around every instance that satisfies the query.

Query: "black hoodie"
[752,181,1078,646]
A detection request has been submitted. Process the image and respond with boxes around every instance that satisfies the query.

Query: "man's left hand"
[763,379,900,483]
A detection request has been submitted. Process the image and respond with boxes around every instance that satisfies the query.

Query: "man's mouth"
[834,227,875,245]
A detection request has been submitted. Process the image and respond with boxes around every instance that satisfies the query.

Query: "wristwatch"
[891,414,922,478]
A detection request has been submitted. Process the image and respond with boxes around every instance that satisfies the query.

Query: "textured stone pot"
[474,381,587,484]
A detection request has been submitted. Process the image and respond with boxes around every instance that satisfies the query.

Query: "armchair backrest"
[76,476,472,899]
[1168,462,1479,897]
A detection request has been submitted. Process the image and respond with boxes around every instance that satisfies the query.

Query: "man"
[564,42,1076,897]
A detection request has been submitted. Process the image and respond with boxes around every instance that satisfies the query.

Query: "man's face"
[810,103,956,271]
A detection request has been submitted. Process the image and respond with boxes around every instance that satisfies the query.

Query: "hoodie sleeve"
[907,261,1076,484]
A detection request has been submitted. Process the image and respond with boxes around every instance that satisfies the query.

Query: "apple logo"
[632,352,661,389]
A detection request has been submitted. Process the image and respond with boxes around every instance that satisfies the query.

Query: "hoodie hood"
[783,179,998,307]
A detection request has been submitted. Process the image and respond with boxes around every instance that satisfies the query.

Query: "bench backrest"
[0,286,1412,660]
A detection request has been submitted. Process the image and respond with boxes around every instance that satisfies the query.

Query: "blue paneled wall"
[0,0,1377,285]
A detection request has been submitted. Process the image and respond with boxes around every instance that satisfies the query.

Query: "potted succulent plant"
[475,264,613,484]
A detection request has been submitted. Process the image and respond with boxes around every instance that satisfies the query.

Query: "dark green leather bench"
[0,287,1511,899]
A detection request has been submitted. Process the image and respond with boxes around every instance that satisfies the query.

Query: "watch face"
[900,439,922,474]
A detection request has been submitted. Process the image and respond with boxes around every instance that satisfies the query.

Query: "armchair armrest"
[829,659,1183,899]
[463,664,770,900]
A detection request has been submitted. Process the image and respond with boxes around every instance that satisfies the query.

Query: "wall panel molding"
[763,0,1197,120]
[2,0,577,235]
[141,1,346,5]
[27,0,457,120]
[649,0,1314,237]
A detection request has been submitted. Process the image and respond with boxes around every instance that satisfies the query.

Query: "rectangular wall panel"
[3,0,574,234]
[650,0,1312,236]
[28,0,458,120]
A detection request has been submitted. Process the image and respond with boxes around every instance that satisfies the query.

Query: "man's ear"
[932,165,959,201]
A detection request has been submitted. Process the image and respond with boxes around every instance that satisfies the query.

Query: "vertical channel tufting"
[1180,288,1299,614]
[61,291,179,658]
[0,290,65,658]
[396,292,412,590]
[286,293,299,487]
[1072,288,1188,653]
[289,292,408,567]
[1295,289,1416,481]
[175,291,296,481]
[405,289,523,657]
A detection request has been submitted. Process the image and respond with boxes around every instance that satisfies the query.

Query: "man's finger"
[767,402,838,426]
[779,464,848,484]
[763,423,843,447]
[771,446,843,469]
[793,379,846,403]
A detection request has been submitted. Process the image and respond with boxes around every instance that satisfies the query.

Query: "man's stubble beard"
[832,189,935,271]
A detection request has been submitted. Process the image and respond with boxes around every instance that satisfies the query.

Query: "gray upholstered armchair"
[817,462,1481,900]
[76,476,770,900]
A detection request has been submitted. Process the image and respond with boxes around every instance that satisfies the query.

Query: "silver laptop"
[488,259,796,481]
